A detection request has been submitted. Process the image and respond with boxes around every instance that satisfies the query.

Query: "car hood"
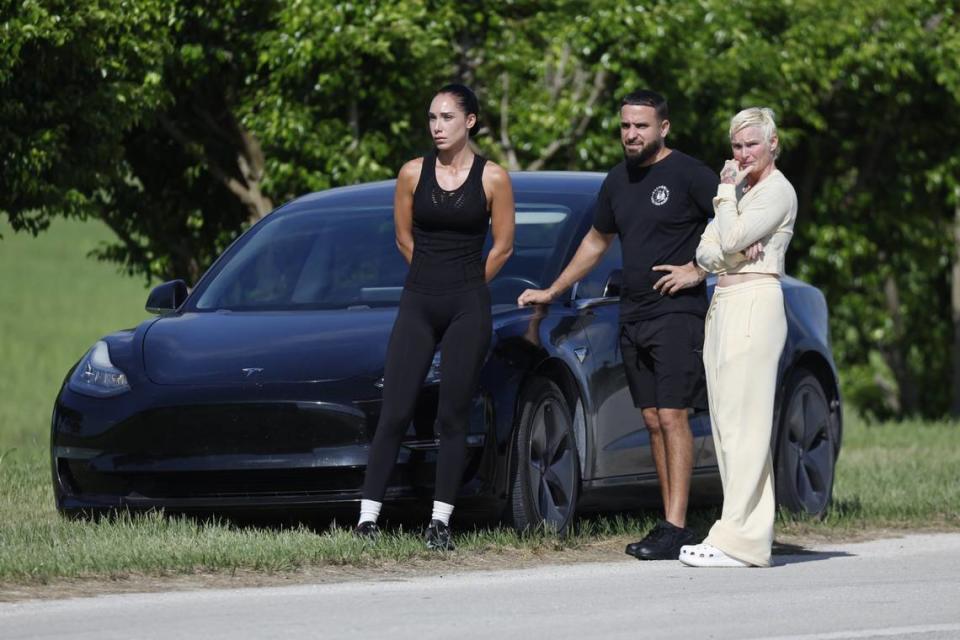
[143,310,399,385]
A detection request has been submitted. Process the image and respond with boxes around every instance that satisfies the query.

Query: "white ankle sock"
[358,499,382,525]
[431,500,454,526]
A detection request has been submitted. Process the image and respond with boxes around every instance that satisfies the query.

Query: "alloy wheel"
[525,396,578,527]
[776,371,836,516]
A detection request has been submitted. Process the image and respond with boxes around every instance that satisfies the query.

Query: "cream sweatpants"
[702,278,787,567]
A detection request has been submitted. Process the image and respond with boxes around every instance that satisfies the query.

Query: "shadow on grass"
[827,497,865,518]
[775,497,865,531]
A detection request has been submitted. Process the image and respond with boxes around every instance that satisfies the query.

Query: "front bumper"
[51,383,495,513]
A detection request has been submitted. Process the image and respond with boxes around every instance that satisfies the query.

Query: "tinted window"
[574,236,623,299]
[192,192,595,311]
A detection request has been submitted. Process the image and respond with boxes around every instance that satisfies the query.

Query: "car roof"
[281,171,607,212]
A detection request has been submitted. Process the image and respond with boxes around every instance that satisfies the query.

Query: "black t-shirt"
[592,150,718,321]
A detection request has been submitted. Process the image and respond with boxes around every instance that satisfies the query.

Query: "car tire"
[510,377,581,534]
[774,368,838,518]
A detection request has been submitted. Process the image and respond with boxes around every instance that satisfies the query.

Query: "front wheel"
[510,377,581,534]
[774,369,839,518]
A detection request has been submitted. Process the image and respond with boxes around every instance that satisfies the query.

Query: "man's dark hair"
[437,83,480,136]
[621,90,668,122]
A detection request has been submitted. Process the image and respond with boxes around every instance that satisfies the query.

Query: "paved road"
[2,534,959,639]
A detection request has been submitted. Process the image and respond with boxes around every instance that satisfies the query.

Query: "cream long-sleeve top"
[695,169,798,276]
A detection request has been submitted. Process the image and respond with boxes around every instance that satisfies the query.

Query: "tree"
[99,0,279,282]
[3,0,462,282]
[770,0,960,418]
[4,0,960,418]
[247,0,464,199]
[0,0,171,234]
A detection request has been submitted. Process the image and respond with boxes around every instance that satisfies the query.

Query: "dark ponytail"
[436,83,480,136]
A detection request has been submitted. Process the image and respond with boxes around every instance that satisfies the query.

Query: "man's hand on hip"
[652,261,706,296]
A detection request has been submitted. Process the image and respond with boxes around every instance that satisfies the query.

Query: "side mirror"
[146,280,189,314]
[602,269,622,298]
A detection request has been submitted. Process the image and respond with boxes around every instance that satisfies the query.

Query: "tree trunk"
[881,272,918,415]
[158,114,273,224]
[951,185,960,416]
[236,127,273,224]
[498,73,520,171]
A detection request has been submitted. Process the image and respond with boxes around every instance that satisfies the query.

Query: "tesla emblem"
[241,367,264,378]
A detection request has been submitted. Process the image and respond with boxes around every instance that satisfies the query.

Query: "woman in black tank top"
[354,85,515,550]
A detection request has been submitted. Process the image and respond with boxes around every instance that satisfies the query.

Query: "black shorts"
[619,313,707,411]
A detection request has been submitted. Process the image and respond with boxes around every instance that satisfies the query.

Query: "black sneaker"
[353,521,380,541]
[625,521,695,560]
[424,519,455,551]
[625,521,669,558]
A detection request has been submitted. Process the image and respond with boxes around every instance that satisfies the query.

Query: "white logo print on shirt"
[651,185,670,206]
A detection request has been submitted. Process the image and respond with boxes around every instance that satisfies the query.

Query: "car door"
[567,238,656,480]
[574,239,713,481]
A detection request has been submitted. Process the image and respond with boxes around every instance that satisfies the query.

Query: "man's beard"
[624,137,663,168]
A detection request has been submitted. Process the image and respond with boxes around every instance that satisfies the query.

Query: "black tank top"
[404,151,490,294]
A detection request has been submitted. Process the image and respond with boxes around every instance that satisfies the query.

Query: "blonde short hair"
[729,107,780,158]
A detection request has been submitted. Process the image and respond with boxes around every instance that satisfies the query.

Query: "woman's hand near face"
[720,159,753,186]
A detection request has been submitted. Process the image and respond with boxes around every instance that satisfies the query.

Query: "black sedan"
[51,172,843,531]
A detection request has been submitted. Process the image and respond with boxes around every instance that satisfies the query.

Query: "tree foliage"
[0,0,170,233]
[2,0,959,418]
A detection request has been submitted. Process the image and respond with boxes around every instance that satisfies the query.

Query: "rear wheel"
[510,377,581,534]
[774,369,838,518]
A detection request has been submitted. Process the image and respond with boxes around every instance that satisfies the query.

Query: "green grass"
[0,218,148,447]
[1,218,958,586]
[1,415,957,584]
[780,417,960,535]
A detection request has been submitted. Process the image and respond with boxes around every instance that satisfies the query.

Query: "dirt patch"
[1,527,954,604]
[0,540,626,603]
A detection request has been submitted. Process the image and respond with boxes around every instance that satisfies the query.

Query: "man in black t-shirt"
[518,90,717,560]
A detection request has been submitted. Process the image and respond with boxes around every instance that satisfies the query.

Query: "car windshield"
[192,194,593,310]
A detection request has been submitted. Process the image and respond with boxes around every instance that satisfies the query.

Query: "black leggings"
[362,286,492,505]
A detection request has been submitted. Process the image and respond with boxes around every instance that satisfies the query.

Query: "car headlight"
[68,341,131,397]
[375,351,442,389]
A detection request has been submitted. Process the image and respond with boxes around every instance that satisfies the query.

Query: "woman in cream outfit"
[680,107,797,568]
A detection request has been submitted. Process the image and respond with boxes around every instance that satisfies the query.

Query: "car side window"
[574,236,622,300]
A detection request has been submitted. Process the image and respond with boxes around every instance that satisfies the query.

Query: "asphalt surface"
[2,534,959,639]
